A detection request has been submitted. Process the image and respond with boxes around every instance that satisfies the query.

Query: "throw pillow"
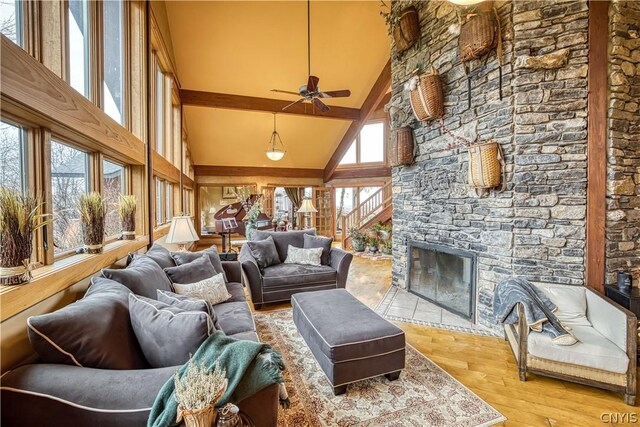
[128,294,213,368]
[303,234,333,265]
[27,278,148,370]
[101,255,172,299]
[284,245,323,266]
[246,236,280,269]
[536,284,592,327]
[164,253,217,285]
[253,228,316,262]
[171,245,228,282]
[157,289,220,330]
[142,244,177,269]
[173,273,231,306]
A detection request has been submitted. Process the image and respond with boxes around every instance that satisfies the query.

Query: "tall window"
[0,0,23,47]
[103,0,125,124]
[0,121,28,193]
[339,141,357,165]
[103,159,125,238]
[338,121,386,166]
[165,182,173,222]
[335,187,357,232]
[155,177,164,226]
[155,65,164,155]
[68,0,91,98]
[51,141,89,254]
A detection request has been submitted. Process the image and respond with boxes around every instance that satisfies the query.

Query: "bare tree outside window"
[0,0,21,46]
[103,160,124,238]
[0,121,27,193]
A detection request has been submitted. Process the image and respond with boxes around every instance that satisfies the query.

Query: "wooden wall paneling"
[586,0,609,293]
[194,165,325,179]
[180,90,361,121]
[0,36,146,165]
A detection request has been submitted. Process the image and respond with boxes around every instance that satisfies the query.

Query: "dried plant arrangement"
[77,192,106,254]
[118,195,136,240]
[174,359,228,427]
[0,188,51,285]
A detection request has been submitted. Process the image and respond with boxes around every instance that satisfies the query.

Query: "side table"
[604,285,640,361]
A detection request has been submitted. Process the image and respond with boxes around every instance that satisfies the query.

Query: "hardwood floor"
[258,255,635,426]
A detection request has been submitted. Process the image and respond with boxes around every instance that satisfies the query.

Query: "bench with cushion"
[292,289,405,395]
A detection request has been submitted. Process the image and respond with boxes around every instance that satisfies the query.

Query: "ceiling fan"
[271,0,351,113]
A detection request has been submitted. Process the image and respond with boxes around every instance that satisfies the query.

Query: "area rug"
[254,310,506,427]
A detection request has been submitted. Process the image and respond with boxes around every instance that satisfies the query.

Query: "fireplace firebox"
[406,241,476,321]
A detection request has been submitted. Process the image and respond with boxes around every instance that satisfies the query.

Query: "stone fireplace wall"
[389,0,590,331]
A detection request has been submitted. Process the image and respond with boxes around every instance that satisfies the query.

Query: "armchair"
[504,283,636,405]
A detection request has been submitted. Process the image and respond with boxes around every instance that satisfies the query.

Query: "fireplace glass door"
[408,244,475,320]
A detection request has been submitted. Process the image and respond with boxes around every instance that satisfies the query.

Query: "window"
[0,120,28,193]
[103,159,125,238]
[0,0,23,47]
[335,187,357,232]
[165,181,173,222]
[155,177,164,226]
[155,64,164,155]
[68,0,91,98]
[51,141,89,255]
[103,0,125,124]
[338,121,386,166]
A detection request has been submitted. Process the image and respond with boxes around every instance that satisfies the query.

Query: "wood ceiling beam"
[180,89,361,121]
[194,165,324,179]
[323,60,392,182]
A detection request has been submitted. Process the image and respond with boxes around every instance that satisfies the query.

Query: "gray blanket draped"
[494,277,577,346]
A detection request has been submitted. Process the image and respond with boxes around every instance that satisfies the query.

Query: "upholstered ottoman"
[292,289,405,395]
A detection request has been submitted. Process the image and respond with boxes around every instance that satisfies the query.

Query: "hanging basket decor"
[389,127,415,167]
[459,10,499,63]
[467,141,504,189]
[392,6,420,56]
[408,70,444,122]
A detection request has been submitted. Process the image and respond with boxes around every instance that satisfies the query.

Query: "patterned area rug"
[254,310,505,427]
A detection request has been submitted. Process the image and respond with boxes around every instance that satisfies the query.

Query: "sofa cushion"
[102,254,172,298]
[143,244,177,269]
[171,245,227,282]
[226,282,246,303]
[262,263,336,289]
[536,284,591,327]
[304,234,333,265]
[213,302,256,336]
[284,245,323,266]
[164,253,217,284]
[246,236,280,269]
[27,278,148,370]
[128,294,213,368]
[253,228,316,262]
[173,273,231,306]
[157,289,218,329]
[528,324,629,374]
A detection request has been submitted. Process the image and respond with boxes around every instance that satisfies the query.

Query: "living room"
[1,0,639,426]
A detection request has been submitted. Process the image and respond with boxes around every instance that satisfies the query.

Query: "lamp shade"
[297,198,318,213]
[266,149,285,161]
[166,216,199,244]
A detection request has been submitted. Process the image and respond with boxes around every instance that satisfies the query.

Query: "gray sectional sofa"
[0,258,280,427]
[239,229,353,310]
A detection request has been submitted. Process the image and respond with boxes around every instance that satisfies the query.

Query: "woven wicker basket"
[393,6,420,55]
[389,127,414,167]
[468,141,502,189]
[459,12,498,62]
[409,71,444,122]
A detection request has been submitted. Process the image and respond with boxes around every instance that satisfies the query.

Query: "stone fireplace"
[407,242,476,321]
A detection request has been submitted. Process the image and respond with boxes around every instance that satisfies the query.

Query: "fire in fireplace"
[406,241,476,321]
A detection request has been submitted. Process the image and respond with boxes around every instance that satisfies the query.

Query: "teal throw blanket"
[148,331,286,427]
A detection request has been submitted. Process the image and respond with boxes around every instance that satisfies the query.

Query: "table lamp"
[166,216,199,251]
[297,198,317,230]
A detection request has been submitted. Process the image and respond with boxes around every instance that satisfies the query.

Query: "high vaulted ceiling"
[165,0,390,169]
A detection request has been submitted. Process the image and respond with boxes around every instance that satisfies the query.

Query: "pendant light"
[266,113,286,161]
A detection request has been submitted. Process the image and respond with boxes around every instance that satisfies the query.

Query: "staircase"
[341,181,392,249]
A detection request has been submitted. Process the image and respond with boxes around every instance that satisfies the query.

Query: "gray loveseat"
[0,261,280,427]
[239,229,353,310]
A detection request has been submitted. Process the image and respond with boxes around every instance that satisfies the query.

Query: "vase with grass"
[174,359,228,427]
[0,188,51,286]
[78,192,106,254]
[118,195,136,240]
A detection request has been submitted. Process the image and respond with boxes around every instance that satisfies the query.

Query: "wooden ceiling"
[165,0,390,170]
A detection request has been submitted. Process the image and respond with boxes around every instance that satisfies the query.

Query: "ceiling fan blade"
[271,89,302,96]
[312,97,330,112]
[282,98,305,111]
[307,75,320,93]
[319,89,351,98]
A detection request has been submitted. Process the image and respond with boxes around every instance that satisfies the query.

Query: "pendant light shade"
[266,113,286,161]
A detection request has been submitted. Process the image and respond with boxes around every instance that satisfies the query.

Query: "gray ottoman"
[292,289,405,395]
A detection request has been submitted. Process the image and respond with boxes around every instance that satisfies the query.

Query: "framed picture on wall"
[222,186,237,199]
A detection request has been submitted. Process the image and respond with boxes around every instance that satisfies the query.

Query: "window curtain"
[285,187,302,229]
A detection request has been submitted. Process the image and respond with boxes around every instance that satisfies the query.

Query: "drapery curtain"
[284,187,302,229]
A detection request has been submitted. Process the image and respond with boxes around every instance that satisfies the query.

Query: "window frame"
[101,0,129,127]
[101,156,129,242]
[337,119,388,168]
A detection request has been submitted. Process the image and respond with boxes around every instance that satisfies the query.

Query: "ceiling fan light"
[266,149,285,161]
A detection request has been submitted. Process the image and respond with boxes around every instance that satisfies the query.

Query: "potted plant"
[174,359,228,427]
[348,227,366,252]
[244,200,262,241]
[78,192,106,254]
[0,188,51,286]
[381,239,393,255]
[118,195,136,240]
[367,236,379,253]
